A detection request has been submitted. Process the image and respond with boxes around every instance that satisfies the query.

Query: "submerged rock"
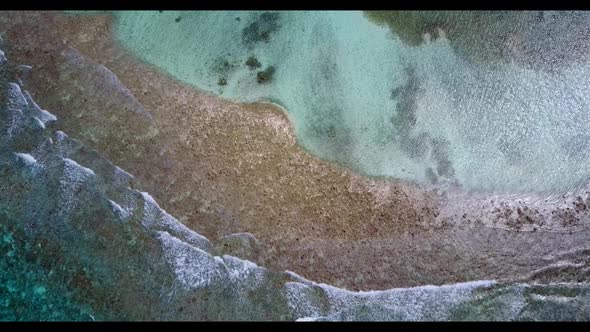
[242,12,281,48]
[256,66,275,84]
[245,56,261,70]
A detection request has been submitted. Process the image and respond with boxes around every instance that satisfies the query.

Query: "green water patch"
[0,208,94,321]
[101,11,590,193]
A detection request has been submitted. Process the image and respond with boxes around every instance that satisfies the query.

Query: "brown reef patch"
[1,11,589,291]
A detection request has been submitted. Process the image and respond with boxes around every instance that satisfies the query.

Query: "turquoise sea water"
[108,11,590,193]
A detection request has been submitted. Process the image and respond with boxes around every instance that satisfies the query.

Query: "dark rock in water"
[256,66,275,84]
[175,16,182,23]
[245,56,261,70]
[242,12,281,48]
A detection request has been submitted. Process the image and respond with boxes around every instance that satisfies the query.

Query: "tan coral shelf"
[1,11,589,292]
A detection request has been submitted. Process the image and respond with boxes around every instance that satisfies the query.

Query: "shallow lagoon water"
[111,11,590,193]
